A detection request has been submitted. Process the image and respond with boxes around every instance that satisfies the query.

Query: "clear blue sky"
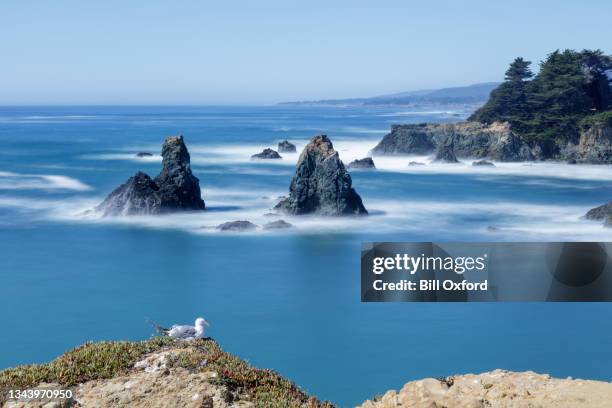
[1,0,611,105]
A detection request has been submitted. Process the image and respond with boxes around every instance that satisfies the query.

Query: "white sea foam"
[0,171,92,191]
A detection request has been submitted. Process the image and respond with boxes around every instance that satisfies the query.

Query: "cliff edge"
[358,369,612,408]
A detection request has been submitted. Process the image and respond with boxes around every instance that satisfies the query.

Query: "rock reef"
[251,148,282,159]
[348,157,376,169]
[372,122,533,162]
[358,370,612,408]
[275,135,367,216]
[96,135,205,216]
[277,140,297,153]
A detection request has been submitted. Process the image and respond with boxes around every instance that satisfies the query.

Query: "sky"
[1,0,611,105]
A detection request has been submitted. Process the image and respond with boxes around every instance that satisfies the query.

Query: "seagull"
[149,317,209,340]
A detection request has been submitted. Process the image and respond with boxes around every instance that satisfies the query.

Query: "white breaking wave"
[0,171,92,191]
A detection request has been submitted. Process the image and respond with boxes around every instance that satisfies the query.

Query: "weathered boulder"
[275,135,367,216]
[433,137,459,163]
[217,220,258,231]
[135,152,153,157]
[277,140,297,153]
[472,159,495,167]
[348,157,376,169]
[585,202,612,226]
[373,122,534,161]
[263,220,294,229]
[97,135,205,216]
[251,148,282,159]
[576,121,612,163]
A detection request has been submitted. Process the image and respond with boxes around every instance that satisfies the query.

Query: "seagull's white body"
[155,317,209,340]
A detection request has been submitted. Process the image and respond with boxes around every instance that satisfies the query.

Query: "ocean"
[0,105,611,407]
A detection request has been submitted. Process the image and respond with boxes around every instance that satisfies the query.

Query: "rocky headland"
[96,135,205,216]
[372,122,533,162]
[275,135,367,216]
[358,370,612,408]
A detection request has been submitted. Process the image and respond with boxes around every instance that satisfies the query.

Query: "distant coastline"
[279,82,500,107]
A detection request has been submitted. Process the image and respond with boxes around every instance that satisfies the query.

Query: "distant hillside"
[281,82,500,106]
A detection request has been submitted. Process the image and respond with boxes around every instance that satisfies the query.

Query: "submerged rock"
[408,161,426,166]
[433,137,459,163]
[585,202,612,226]
[373,122,533,161]
[277,140,297,153]
[263,220,294,229]
[216,220,258,231]
[135,152,153,157]
[97,135,205,216]
[251,148,282,159]
[275,135,367,216]
[348,157,376,169]
[472,159,495,167]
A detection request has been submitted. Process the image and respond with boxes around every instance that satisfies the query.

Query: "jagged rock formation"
[251,148,282,159]
[216,220,258,231]
[472,159,495,167]
[97,135,205,216]
[433,137,459,163]
[372,122,534,161]
[348,157,376,169]
[277,140,297,153]
[275,135,367,216]
[358,370,612,408]
[576,120,612,163]
[585,202,612,226]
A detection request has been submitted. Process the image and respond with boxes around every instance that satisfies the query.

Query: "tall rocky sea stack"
[96,135,205,216]
[275,135,367,216]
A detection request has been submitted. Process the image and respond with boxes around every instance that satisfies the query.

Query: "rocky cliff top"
[358,369,612,408]
[0,338,332,408]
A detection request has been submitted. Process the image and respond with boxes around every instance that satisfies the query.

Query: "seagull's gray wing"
[168,325,197,339]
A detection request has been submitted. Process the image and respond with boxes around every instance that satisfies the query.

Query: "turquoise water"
[1,106,611,407]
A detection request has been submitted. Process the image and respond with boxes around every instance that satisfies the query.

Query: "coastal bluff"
[2,342,612,408]
[358,370,612,408]
[0,338,333,408]
[372,122,533,162]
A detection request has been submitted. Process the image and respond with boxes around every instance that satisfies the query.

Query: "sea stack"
[97,135,205,216]
[275,135,367,216]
